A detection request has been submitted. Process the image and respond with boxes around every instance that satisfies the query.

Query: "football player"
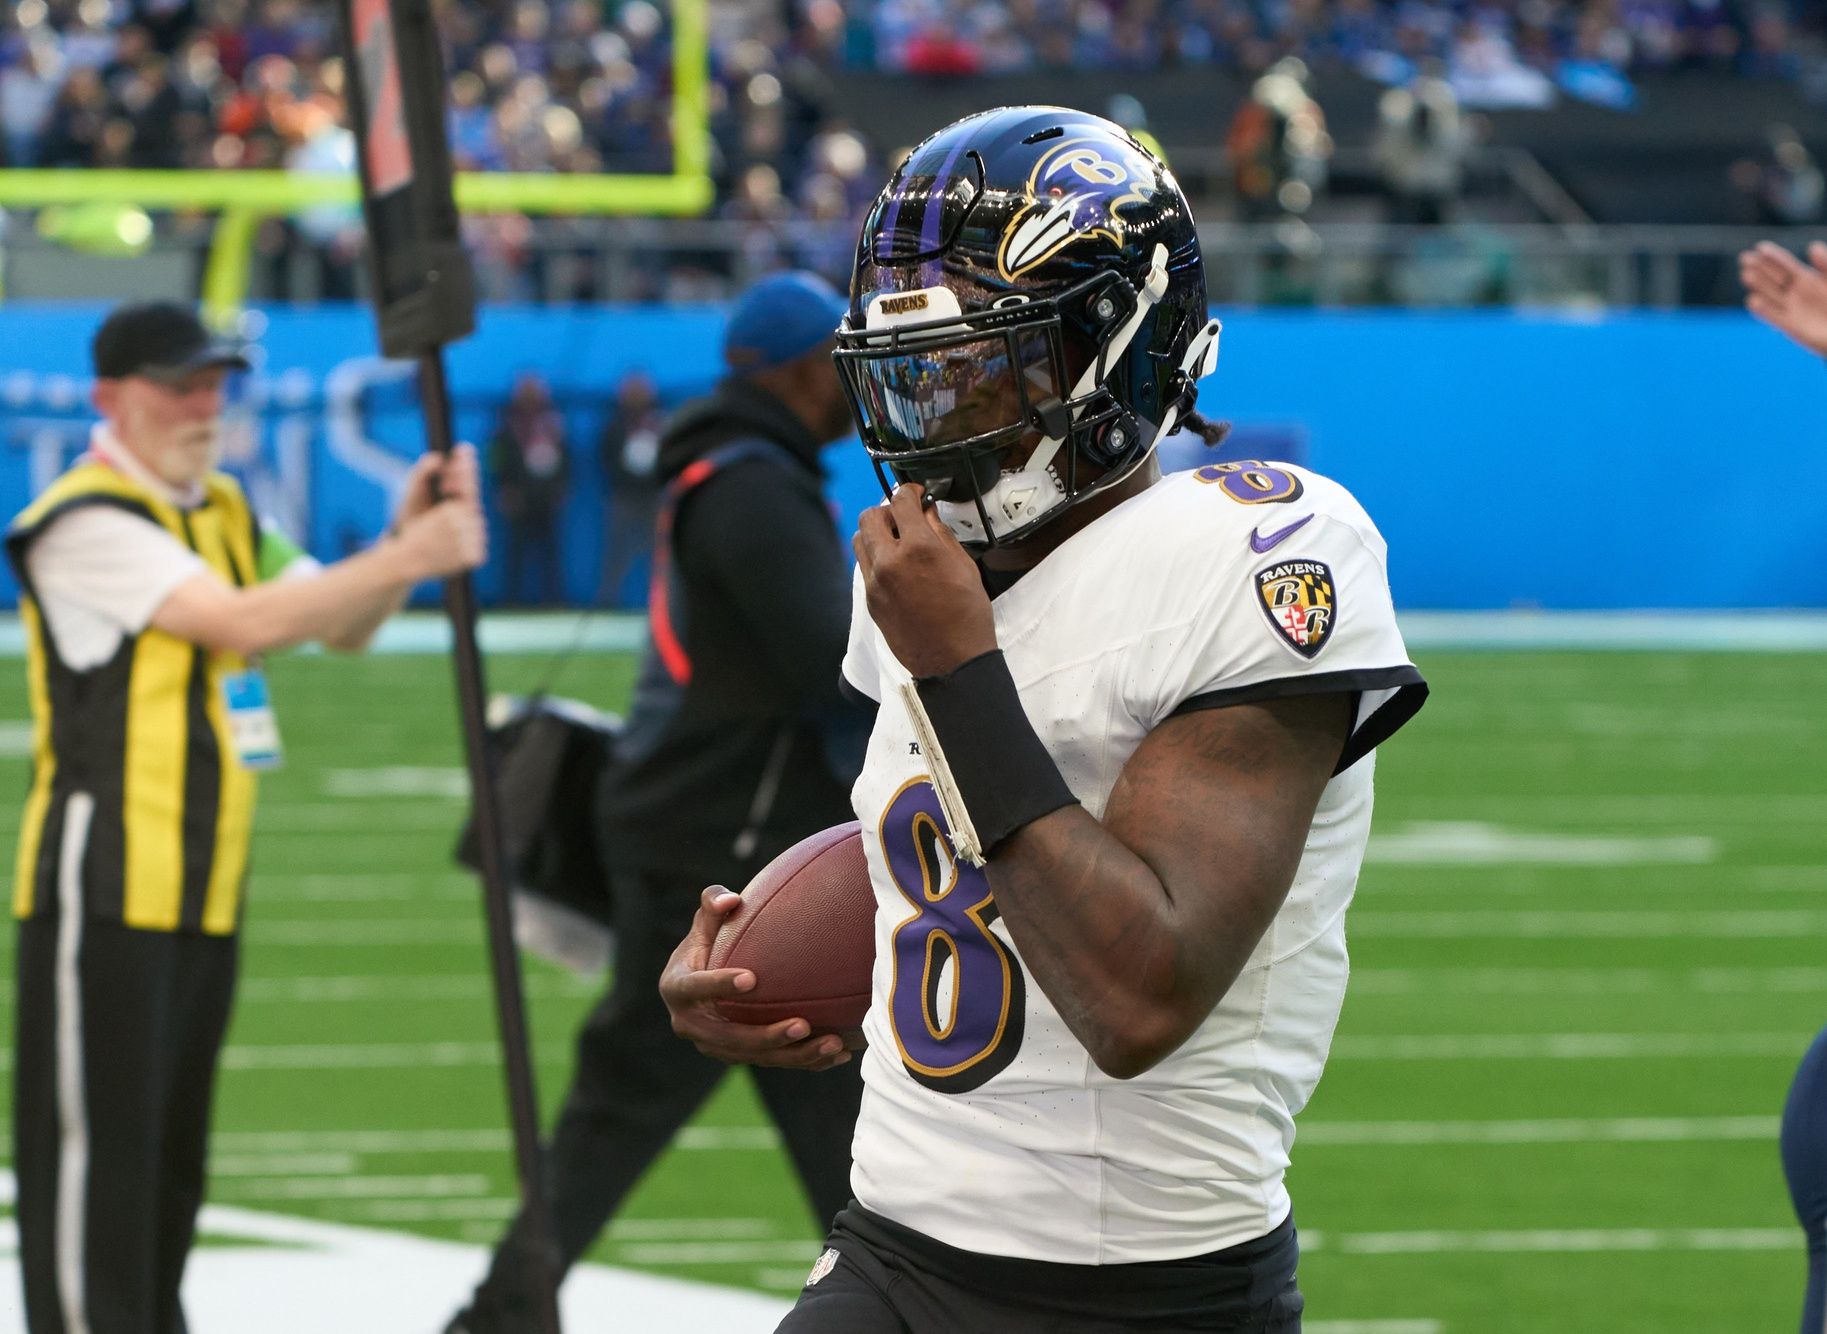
[662,106,1428,1332]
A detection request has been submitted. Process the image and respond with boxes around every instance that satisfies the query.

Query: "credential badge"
[805,1247,840,1287]
[1255,560,1337,659]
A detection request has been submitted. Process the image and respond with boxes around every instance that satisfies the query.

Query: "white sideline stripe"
[54,793,93,1334]
[1299,1115,1780,1146]
[1350,966,1827,996]
[1366,822,1715,866]
[1333,1032,1813,1060]
[1299,1227,1800,1255]
[234,974,593,1004]
[1305,1325,1442,1334]
[1348,909,1827,938]
[213,1174,492,1201]
[0,1175,808,1333]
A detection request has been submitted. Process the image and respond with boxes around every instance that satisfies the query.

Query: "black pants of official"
[14,915,238,1334]
[465,866,865,1325]
[783,1204,1304,1333]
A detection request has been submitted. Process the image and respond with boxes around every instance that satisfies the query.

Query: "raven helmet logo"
[997,136,1157,281]
[1255,560,1337,659]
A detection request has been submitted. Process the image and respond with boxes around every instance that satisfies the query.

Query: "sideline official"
[9,301,485,1334]
[448,272,869,1330]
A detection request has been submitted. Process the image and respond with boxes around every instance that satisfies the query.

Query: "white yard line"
[233,974,593,1004]
[1350,966,1827,995]
[1300,1227,1800,1255]
[250,806,463,833]
[1331,1032,1813,1060]
[203,1125,779,1155]
[241,921,483,946]
[1366,823,1716,865]
[212,1174,493,1201]
[1298,1115,1779,1146]
[320,768,471,799]
[209,1153,359,1177]
[1393,793,1827,824]
[1348,909,1827,938]
[1361,865,1827,894]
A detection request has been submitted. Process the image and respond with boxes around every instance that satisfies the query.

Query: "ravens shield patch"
[1255,560,1337,658]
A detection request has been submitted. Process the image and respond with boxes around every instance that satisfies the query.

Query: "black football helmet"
[835,105,1221,547]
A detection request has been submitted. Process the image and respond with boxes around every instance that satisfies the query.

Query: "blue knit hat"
[723,271,848,372]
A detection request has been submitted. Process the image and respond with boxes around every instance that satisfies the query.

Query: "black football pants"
[467,866,865,1325]
[14,915,238,1334]
[780,1205,1304,1334]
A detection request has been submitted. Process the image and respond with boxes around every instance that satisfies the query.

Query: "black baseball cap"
[91,301,251,382]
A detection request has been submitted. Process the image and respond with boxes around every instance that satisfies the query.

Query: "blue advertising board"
[0,304,1820,610]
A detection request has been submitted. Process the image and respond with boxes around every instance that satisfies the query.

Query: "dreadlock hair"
[1179,409,1232,448]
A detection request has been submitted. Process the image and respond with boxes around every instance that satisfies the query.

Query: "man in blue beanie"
[446,271,866,1331]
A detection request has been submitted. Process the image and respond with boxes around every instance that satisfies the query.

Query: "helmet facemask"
[837,249,1178,548]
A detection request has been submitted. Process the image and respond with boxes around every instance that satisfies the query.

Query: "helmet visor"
[843,328,1059,455]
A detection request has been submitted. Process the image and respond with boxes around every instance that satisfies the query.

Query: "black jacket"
[598,378,868,885]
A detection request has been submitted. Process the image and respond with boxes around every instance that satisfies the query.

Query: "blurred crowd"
[855,0,1825,108]
[0,0,884,297]
[1,0,1823,300]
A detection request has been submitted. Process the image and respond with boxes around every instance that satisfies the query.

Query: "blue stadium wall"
[0,304,1821,610]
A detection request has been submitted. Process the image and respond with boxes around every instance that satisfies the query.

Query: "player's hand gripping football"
[1740,240,1827,357]
[659,887,853,1071]
[854,483,997,678]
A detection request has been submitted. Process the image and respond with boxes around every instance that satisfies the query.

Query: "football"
[708,821,875,1044]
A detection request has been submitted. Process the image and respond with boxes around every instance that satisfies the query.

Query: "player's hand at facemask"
[393,442,481,528]
[854,482,998,678]
[659,887,853,1071]
[1740,240,1827,357]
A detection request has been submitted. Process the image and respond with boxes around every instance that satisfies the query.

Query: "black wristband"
[914,649,1078,856]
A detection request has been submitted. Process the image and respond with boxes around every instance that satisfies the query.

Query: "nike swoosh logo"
[1250,514,1314,553]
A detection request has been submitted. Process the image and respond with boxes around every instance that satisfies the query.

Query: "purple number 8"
[1193,460,1305,505]
[879,779,1025,1093]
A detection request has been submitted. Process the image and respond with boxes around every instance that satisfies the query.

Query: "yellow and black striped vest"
[5,461,262,935]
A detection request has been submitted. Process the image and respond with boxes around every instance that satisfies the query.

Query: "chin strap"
[1152,316,1223,445]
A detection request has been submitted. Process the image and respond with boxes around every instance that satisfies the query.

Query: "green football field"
[0,643,1819,1332]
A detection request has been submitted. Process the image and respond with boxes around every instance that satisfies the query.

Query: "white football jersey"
[839,461,1426,1265]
